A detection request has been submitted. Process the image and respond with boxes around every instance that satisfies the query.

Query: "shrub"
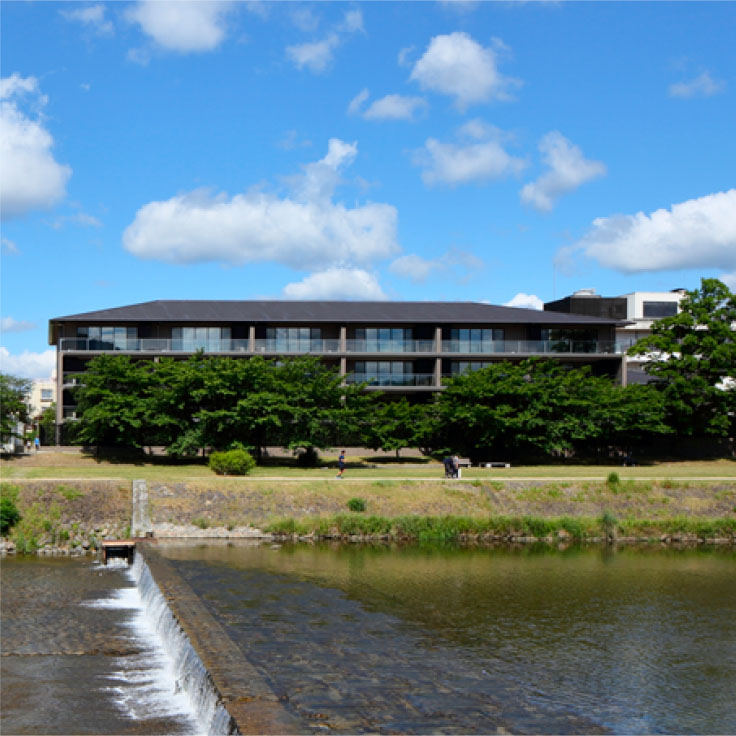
[1,497,21,536]
[599,511,618,537]
[191,517,209,529]
[347,497,366,512]
[606,472,621,491]
[209,448,256,476]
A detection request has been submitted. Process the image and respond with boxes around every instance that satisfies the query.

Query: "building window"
[266,327,321,351]
[354,328,412,351]
[172,327,232,351]
[643,301,678,319]
[77,326,137,350]
[354,360,411,384]
[450,362,489,375]
[41,389,53,400]
[450,328,504,352]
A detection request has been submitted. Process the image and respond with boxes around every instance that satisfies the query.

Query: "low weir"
[132,544,303,735]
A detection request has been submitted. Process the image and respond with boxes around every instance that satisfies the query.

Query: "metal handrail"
[346,373,437,386]
[345,339,436,353]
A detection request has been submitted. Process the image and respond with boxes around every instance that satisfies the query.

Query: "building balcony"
[345,339,436,353]
[441,339,619,355]
[346,372,437,387]
[59,337,622,356]
[254,339,341,354]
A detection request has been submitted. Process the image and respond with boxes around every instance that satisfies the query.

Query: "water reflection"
[160,542,736,735]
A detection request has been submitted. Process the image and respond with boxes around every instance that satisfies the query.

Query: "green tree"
[73,355,159,449]
[426,359,670,461]
[629,278,736,437]
[362,397,425,457]
[38,403,57,445]
[0,373,31,444]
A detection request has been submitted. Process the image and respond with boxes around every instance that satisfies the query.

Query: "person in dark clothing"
[443,456,456,478]
[336,450,346,478]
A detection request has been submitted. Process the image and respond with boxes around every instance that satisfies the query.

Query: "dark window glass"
[643,301,678,318]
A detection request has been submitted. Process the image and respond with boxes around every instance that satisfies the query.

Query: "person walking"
[336,450,346,479]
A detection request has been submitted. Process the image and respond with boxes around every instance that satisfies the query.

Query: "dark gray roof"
[51,300,623,326]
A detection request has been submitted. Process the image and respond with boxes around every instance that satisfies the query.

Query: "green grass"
[264,513,736,542]
[3,453,734,481]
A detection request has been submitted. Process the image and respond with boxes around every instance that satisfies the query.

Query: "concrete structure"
[49,299,628,432]
[545,288,686,383]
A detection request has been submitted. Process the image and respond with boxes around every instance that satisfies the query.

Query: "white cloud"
[1,317,37,333]
[339,9,364,33]
[290,7,319,32]
[669,71,726,99]
[283,268,387,300]
[0,75,71,221]
[1,237,19,254]
[51,212,103,230]
[347,88,370,116]
[0,347,56,380]
[573,189,736,274]
[123,139,399,270]
[287,10,362,74]
[277,129,311,151]
[286,34,339,73]
[126,0,234,53]
[365,94,428,121]
[390,249,483,284]
[504,293,543,310]
[413,121,526,187]
[409,32,519,110]
[719,272,736,291]
[520,131,606,212]
[60,4,114,35]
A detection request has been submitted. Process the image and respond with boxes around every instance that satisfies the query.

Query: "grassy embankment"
[2,453,735,546]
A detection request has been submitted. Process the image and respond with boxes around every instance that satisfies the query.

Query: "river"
[2,542,735,734]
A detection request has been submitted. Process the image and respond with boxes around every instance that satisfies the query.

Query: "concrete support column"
[434,357,442,387]
[55,349,63,445]
[618,356,628,387]
[434,326,442,352]
[248,325,255,353]
[339,325,347,352]
[340,357,347,376]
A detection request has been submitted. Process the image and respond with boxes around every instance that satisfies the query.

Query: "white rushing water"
[86,556,236,735]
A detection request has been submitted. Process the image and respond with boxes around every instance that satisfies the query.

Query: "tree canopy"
[0,373,31,444]
[629,278,736,437]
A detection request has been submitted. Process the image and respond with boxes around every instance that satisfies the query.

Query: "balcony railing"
[254,339,341,353]
[62,406,79,419]
[60,337,622,356]
[442,340,618,355]
[346,373,436,387]
[345,339,436,353]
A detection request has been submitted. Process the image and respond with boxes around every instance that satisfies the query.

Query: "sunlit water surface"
[159,541,736,735]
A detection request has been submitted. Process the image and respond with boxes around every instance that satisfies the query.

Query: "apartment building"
[49,300,628,428]
[544,288,685,383]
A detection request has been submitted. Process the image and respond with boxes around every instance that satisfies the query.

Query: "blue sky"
[1,0,734,378]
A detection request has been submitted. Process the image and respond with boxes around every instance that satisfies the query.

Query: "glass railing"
[62,406,79,419]
[346,373,437,387]
[60,337,250,352]
[345,339,436,353]
[253,339,341,353]
[60,337,622,355]
[442,340,619,354]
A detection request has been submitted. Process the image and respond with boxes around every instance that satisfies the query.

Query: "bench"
[456,458,472,468]
[478,461,511,468]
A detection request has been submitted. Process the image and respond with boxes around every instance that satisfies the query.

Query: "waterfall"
[129,554,238,735]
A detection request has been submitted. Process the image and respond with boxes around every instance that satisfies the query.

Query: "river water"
[2,542,735,735]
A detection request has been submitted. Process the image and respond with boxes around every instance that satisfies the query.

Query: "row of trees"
[3,279,733,461]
